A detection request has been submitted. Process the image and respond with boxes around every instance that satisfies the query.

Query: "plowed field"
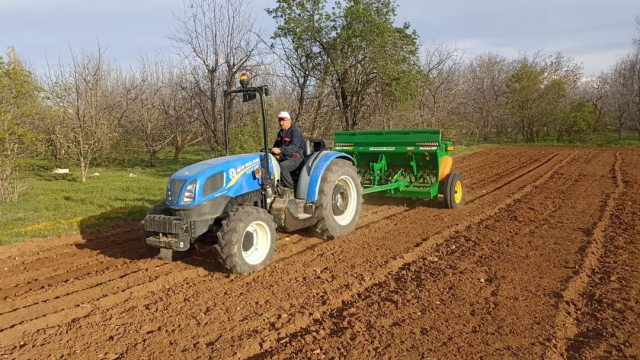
[1,147,639,359]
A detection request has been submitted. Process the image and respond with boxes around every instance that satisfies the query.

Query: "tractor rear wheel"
[142,203,191,261]
[314,159,363,239]
[215,206,277,274]
[443,172,464,209]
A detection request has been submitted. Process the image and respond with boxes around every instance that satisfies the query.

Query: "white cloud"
[575,48,632,76]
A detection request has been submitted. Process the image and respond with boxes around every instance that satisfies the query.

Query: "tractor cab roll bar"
[222,73,273,209]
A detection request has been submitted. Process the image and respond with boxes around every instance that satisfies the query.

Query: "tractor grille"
[171,179,186,203]
[144,215,184,234]
[203,172,225,197]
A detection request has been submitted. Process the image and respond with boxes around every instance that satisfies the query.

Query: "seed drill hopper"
[334,129,464,208]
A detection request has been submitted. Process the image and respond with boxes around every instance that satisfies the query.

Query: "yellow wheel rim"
[454,180,462,203]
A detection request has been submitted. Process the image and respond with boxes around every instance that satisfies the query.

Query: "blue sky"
[1,0,638,76]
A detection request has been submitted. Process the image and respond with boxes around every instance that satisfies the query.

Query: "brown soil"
[1,147,638,360]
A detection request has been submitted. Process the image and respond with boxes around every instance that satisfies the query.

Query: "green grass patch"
[450,144,500,156]
[0,147,216,245]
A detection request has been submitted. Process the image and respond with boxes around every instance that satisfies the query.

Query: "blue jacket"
[273,126,304,160]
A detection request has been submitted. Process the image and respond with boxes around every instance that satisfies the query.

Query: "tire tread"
[214,206,277,274]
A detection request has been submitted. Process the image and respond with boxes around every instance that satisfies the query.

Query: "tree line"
[1,0,640,201]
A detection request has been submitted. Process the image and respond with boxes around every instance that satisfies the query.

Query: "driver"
[271,111,304,197]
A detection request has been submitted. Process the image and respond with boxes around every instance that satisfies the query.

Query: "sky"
[1,0,639,76]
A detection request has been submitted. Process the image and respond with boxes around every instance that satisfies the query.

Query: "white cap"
[277,111,291,120]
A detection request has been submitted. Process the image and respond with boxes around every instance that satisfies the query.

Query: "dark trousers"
[279,157,303,189]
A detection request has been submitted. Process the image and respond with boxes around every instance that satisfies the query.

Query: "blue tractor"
[142,73,363,273]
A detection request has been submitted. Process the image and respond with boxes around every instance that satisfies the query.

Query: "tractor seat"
[290,138,329,185]
[305,138,328,156]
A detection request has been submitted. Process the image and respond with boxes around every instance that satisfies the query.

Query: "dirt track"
[1,147,639,359]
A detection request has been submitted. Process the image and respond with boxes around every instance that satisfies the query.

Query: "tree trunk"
[150,151,158,167]
[295,76,308,122]
[80,161,87,183]
[209,72,219,144]
[173,145,184,161]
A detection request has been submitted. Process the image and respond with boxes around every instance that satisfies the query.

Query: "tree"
[161,66,203,160]
[578,74,609,129]
[628,47,640,138]
[557,99,597,142]
[461,53,511,143]
[45,46,137,183]
[266,0,327,128]
[606,60,633,138]
[127,57,175,166]
[170,0,260,151]
[505,53,581,142]
[601,17,640,140]
[634,14,640,46]
[419,44,464,131]
[506,61,546,142]
[0,47,41,202]
[268,0,422,131]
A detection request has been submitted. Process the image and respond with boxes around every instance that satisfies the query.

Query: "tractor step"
[271,198,313,218]
[270,198,315,231]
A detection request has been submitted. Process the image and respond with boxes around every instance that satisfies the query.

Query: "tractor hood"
[166,153,278,207]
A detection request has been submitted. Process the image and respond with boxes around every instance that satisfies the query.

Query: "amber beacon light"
[239,72,249,88]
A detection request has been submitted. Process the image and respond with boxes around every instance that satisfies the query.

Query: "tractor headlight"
[166,182,172,203]
[182,180,196,204]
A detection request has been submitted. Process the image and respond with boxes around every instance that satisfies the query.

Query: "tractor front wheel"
[442,172,464,209]
[314,159,363,239]
[215,206,277,274]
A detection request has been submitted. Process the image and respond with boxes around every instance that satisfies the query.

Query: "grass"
[1,132,638,245]
[449,143,500,156]
[0,147,216,245]
[450,132,640,155]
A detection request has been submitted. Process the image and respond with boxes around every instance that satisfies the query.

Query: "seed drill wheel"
[314,159,363,239]
[142,203,191,261]
[215,206,277,274]
[443,172,464,209]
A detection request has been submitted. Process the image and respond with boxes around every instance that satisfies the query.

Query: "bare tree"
[603,16,640,139]
[169,0,260,151]
[578,73,610,128]
[627,48,640,138]
[162,66,203,160]
[45,45,136,182]
[605,60,633,138]
[419,44,465,131]
[461,53,511,143]
[126,56,176,166]
[634,14,640,46]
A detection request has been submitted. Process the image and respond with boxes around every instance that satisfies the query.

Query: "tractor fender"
[297,151,355,202]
